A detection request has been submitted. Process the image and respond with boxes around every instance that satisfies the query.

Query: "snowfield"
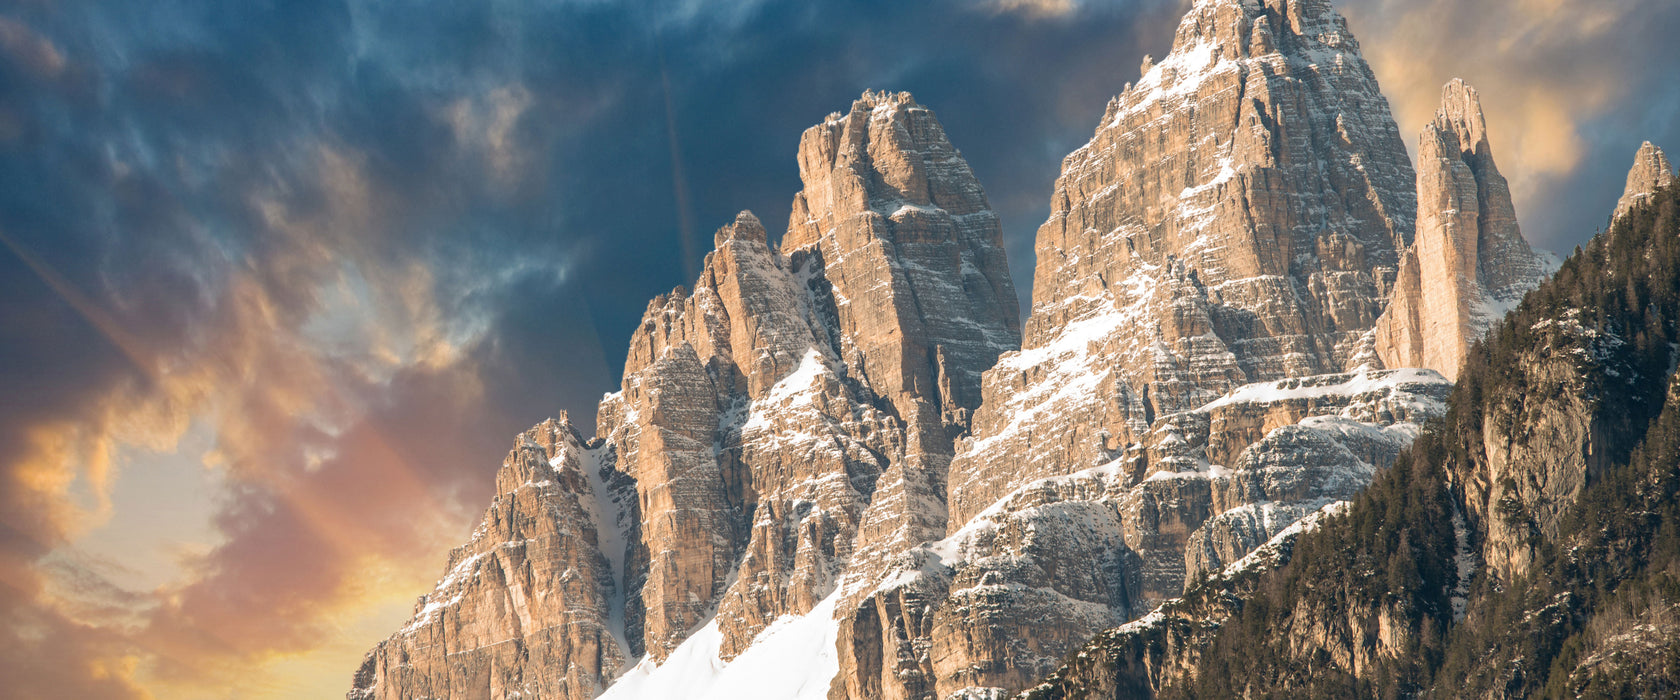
[599,591,841,700]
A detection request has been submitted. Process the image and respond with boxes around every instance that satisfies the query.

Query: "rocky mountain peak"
[1374,79,1550,381]
[1434,78,1490,152]
[1616,140,1674,220]
[352,88,1023,699]
[712,209,767,248]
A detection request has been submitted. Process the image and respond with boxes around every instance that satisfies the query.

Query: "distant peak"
[1617,141,1674,220]
[853,89,919,114]
[714,210,767,248]
[1432,78,1489,150]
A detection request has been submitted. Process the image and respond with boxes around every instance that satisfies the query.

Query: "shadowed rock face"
[350,92,1021,699]
[1373,80,1550,381]
[1616,141,1674,221]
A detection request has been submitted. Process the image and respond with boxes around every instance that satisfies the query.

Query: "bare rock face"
[352,93,1020,699]
[349,416,634,700]
[946,0,1417,534]
[1373,80,1551,381]
[1464,309,1617,585]
[786,91,1023,580]
[1615,141,1674,221]
[833,370,1448,700]
[827,1,1451,696]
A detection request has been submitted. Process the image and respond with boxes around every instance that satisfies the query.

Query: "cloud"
[0,0,1183,693]
[7,0,1669,697]
[1339,0,1680,251]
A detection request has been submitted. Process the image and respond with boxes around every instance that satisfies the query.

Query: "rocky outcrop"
[821,1,1439,696]
[356,4,1602,699]
[351,92,1021,699]
[945,0,1418,535]
[1373,80,1550,381]
[831,369,1448,700]
[785,91,1022,586]
[1615,141,1674,221]
[349,417,634,700]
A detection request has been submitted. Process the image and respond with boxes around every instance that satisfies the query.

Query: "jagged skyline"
[1,1,1676,698]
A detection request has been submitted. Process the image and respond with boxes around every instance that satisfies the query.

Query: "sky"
[1,0,1676,697]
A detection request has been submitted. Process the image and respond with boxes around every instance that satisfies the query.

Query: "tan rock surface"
[1374,80,1550,380]
[349,416,633,700]
[946,0,1417,535]
[1615,141,1674,221]
[353,93,1021,698]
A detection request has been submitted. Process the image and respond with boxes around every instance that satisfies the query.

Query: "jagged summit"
[825,2,1462,698]
[1374,78,1551,380]
[712,209,766,247]
[349,89,1021,700]
[947,0,1418,533]
[1617,140,1674,220]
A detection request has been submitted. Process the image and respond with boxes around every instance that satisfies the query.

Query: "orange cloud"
[0,134,576,698]
[1341,0,1653,248]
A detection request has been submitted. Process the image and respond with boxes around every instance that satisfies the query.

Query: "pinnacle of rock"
[1374,79,1550,381]
[713,209,767,248]
[835,0,1446,696]
[1616,141,1674,220]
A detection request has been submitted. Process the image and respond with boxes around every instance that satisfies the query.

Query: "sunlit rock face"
[348,417,632,700]
[945,0,1418,536]
[830,0,1447,696]
[351,91,1021,699]
[1616,141,1674,221]
[1374,80,1550,381]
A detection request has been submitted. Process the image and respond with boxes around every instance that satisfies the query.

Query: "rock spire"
[1373,79,1551,380]
[1616,141,1674,220]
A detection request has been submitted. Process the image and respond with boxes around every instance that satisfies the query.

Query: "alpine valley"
[348,1,1679,698]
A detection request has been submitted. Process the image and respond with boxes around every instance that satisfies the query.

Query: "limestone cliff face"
[1374,80,1550,381]
[831,370,1447,700]
[1616,141,1674,221]
[819,2,1436,696]
[784,91,1023,584]
[349,417,633,700]
[1025,172,1680,700]
[946,0,1417,536]
[351,93,1020,699]
[354,4,1595,699]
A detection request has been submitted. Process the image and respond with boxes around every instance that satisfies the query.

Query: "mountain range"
[348,1,1677,698]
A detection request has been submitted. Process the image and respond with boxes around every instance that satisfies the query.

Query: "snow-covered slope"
[600,592,841,700]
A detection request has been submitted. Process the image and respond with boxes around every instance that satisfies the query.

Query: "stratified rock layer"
[946,0,1417,534]
[832,369,1447,700]
[825,1,1432,696]
[1374,80,1550,380]
[354,4,1580,699]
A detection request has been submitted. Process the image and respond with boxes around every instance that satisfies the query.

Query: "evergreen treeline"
[1182,184,1680,698]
